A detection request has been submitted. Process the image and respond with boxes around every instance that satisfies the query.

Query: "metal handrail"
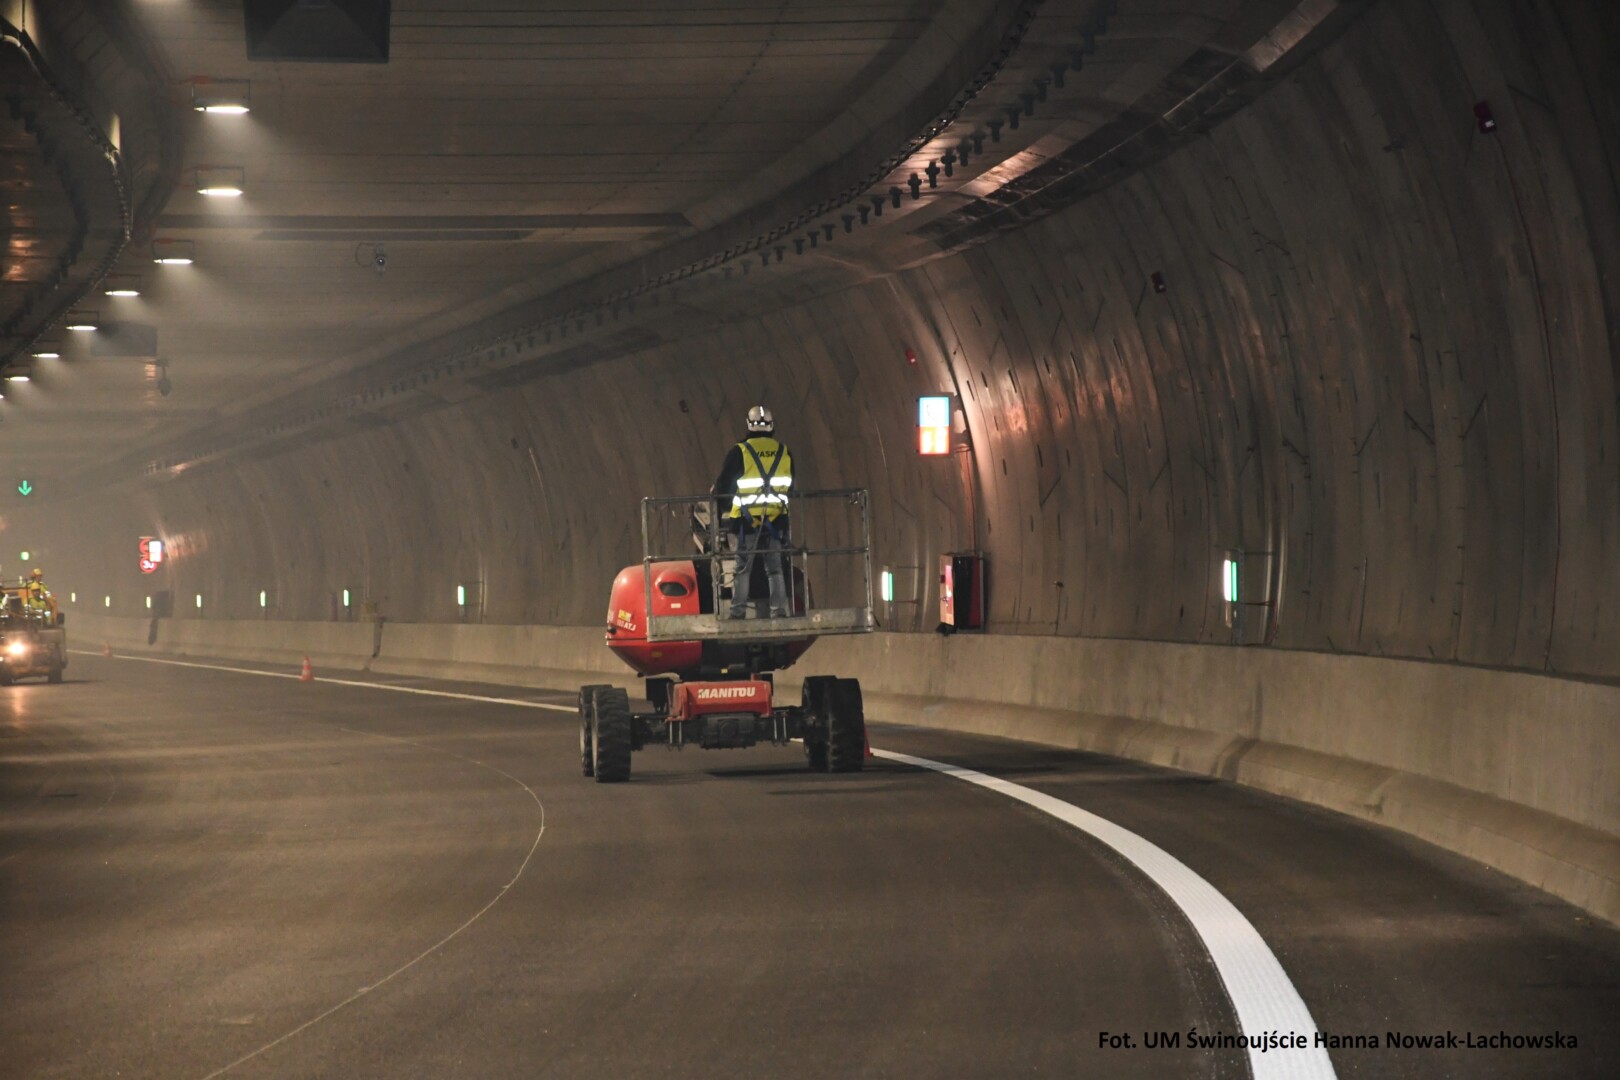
[639,489,873,636]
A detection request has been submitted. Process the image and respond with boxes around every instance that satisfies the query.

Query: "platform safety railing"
[639,489,875,643]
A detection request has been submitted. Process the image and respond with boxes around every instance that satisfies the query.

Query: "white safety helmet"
[746,405,774,434]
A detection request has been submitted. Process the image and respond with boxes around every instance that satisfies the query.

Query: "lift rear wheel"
[579,684,609,777]
[591,687,633,783]
[801,675,835,771]
[47,664,63,684]
[825,678,866,773]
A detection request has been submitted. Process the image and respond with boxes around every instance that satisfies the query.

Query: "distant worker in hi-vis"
[713,405,794,619]
[24,567,57,618]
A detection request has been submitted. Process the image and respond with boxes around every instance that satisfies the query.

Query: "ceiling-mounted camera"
[373,245,387,273]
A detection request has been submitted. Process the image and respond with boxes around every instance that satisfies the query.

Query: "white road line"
[70,651,575,712]
[199,729,547,1080]
[84,649,1333,1076]
[65,650,555,1077]
[874,748,1337,1080]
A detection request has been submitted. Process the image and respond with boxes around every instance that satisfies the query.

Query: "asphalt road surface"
[3,653,1616,1078]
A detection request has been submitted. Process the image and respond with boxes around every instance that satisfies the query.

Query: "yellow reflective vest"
[728,437,793,521]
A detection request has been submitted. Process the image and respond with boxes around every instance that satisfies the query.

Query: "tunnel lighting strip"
[873,748,1338,1080]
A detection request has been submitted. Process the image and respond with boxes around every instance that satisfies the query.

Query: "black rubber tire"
[0,668,12,687]
[825,678,866,773]
[592,687,633,783]
[47,665,63,684]
[801,675,835,771]
[579,684,609,777]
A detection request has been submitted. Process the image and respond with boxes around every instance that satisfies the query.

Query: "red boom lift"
[580,490,876,782]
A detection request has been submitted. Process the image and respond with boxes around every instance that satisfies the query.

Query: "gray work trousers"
[730,520,789,618]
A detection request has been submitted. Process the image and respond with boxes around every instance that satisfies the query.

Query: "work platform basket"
[639,488,876,644]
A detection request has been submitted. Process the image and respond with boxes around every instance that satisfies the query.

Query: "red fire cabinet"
[939,553,985,630]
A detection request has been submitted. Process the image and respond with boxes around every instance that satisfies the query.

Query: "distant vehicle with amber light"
[0,578,68,684]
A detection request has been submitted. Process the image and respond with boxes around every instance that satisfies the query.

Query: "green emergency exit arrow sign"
[17,480,32,495]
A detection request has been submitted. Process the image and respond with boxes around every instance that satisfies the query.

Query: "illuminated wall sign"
[139,536,165,574]
[918,395,952,455]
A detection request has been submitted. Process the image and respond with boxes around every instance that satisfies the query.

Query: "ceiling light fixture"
[195,165,245,197]
[105,288,140,297]
[7,374,30,383]
[66,312,100,331]
[191,80,251,114]
[153,239,196,265]
[32,351,60,359]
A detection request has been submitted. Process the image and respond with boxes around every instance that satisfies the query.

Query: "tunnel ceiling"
[0,0,1347,495]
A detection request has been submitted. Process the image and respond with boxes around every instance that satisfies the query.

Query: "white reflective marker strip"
[70,651,574,712]
[873,748,1338,1080]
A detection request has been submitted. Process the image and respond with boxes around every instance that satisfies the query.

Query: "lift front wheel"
[801,675,836,771]
[579,684,609,777]
[825,678,866,773]
[591,687,633,783]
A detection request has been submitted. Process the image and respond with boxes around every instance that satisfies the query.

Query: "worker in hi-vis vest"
[23,568,57,619]
[713,405,794,619]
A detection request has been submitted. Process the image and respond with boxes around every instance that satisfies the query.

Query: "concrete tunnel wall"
[14,1,1620,917]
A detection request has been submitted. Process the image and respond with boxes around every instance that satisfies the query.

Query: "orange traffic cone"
[300,656,314,682]
[102,642,112,658]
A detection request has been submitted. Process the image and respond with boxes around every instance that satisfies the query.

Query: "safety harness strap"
[739,439,788,518]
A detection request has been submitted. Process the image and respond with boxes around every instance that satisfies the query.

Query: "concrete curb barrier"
[61,613,1619,926]
[793,690,1619,926]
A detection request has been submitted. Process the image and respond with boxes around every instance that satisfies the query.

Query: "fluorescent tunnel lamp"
[191,80,251,114]
[153,240,196,265]
[195,166,245,197]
